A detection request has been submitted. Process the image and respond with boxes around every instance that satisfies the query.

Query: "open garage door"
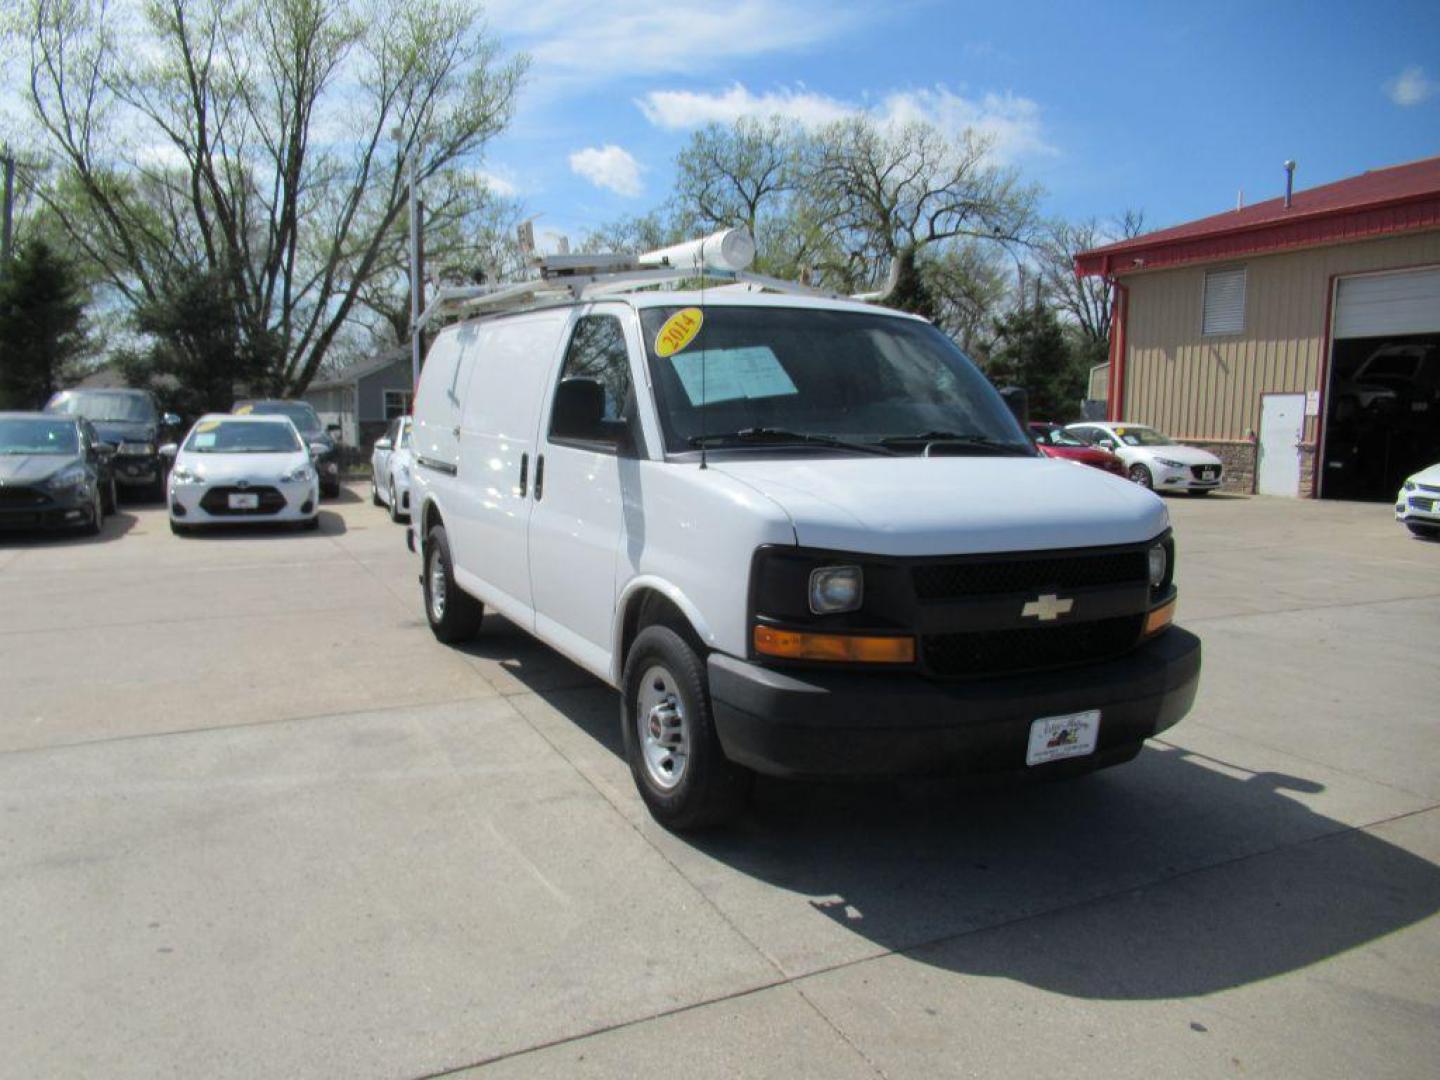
[1322,268,1440,500]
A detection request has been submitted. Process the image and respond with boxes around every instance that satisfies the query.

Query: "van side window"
[549,315,636,448]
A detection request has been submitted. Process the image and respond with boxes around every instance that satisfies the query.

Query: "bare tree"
[921,241,1010,358]
[673,117,798,239]
[1038,210,1146,346]
[15,0,526,392]
[802,117,1039,304]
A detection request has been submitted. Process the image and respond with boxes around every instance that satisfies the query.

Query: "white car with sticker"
[371,415,413,522]
[163,414,321,534]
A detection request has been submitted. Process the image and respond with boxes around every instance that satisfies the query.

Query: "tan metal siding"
[1119,229,1440,441]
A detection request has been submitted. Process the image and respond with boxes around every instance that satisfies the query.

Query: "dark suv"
[232,400,342,497]
[44,389,181,500]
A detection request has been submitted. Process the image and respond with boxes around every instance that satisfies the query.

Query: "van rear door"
[412,324,472,472]
[448,310,570,623]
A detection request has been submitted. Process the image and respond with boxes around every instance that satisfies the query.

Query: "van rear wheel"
[423,524,483,642]
[622,625,752,830]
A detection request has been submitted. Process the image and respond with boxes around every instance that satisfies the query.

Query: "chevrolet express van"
[408,287,1200,829]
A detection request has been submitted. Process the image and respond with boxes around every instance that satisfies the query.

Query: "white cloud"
[485,1,863,89]
[637,83,1054,164]
[1385,65,1435,107]
[474,169,519,198]
[568,145,644,197]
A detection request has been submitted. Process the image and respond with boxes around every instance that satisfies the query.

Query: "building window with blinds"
[1202,268,1247,335]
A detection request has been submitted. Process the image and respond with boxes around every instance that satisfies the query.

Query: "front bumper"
[1154,470,1221,491]
[708,627,1201,778]
[1395,492,1440,522]
[169,478,319,525]
[112,453,161,487]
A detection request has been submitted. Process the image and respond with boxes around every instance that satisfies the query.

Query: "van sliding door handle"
[518,452,528,497]
[534,454,545,501]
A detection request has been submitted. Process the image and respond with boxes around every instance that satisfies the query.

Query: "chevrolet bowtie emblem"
[1022,593,1074,621]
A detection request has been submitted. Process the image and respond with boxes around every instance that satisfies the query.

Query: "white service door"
[1258,393,1305,496]
[450,311,570,622]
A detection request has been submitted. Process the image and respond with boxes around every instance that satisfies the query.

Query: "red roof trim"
[1075,157,1440,277]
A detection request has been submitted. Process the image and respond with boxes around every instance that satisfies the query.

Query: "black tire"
[621,625,753,831]
[1128,463,1154,489]
[80,487,104,536]
[389,481,403,523]
[372,476,384,506]
[423,524,484,643]
[1407,522,1440,540]
[101,477,118,514]
[322,480,341,499]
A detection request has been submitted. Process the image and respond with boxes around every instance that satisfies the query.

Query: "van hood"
[710,455,1168,556]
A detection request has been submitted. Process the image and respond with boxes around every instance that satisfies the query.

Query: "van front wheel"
[423,525,484,643]
[622,625,752,830]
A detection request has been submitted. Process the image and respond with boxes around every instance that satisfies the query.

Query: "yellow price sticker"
[195,420,220,432]
[234,404,253,415]
[655,307,704,358]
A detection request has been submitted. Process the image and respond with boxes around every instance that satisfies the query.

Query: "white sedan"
[164,414,321,534]
[370,416,413,522]
[1396,463,1440,540]
[1064,422,1224,494]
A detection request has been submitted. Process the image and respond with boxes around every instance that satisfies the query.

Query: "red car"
[1029,423,1127,476]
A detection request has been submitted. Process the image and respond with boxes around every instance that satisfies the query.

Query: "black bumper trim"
[708,627,1200,778]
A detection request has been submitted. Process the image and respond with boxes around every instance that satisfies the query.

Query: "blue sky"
[479,0,1440,251]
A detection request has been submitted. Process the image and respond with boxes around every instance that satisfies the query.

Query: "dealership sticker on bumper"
[1026,709,1100,766]
[228,493,259,510]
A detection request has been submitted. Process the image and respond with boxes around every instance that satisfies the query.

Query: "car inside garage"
[1322,267,1440,500]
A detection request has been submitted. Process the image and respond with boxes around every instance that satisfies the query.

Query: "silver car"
[370,416,413,522]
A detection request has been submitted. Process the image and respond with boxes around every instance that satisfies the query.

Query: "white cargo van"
[407,235,1200,829]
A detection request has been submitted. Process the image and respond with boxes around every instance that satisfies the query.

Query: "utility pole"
[2,146,15,263]
[407,148,423,390]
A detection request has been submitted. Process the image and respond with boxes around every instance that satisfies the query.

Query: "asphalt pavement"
[1,485,1437,1079]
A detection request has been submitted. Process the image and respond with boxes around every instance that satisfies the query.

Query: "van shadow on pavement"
[461,613,1440,1002]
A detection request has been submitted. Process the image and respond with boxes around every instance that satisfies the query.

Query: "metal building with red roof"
[1074,157,1440,499]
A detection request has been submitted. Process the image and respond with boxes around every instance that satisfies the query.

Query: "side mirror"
[162,412,182,428]
[374,437,393,451]
[998,385,1029,429]
[159,443,179,459]
[551,377,609,442]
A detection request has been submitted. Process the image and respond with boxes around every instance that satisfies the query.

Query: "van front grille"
[922,615,1145,679]
[912,551,1148,600]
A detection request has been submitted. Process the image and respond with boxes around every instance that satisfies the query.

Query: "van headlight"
[1404,480,1416,492]
[1148,543,1168,588]
[809,565,863,614]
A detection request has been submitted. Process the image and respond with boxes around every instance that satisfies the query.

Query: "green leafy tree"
[16,0,526,393]
[118,266,281,418]
[0,239,88,408]
[986,303,1086,421]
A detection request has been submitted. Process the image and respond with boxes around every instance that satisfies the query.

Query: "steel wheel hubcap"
[636,664,688,790]
[429,550,447,621]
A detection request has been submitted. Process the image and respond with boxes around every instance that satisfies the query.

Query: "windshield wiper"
[878,431,1032,456]
[689,428,894,456]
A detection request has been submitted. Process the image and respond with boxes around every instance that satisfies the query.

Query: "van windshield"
[639,306,1031,455]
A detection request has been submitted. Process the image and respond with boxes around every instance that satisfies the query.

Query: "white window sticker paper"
[194,433,217,448]
[671,346,797,406]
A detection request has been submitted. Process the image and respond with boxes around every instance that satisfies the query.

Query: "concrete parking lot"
[2,488,1437,1079]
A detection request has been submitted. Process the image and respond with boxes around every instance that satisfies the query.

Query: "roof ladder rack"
[415,228,841,331]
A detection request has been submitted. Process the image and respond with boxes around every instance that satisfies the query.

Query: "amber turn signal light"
[1144,599,1176,636]
[753,626,915,664]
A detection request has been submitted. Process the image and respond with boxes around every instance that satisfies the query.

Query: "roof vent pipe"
[1283,160,1297,209]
